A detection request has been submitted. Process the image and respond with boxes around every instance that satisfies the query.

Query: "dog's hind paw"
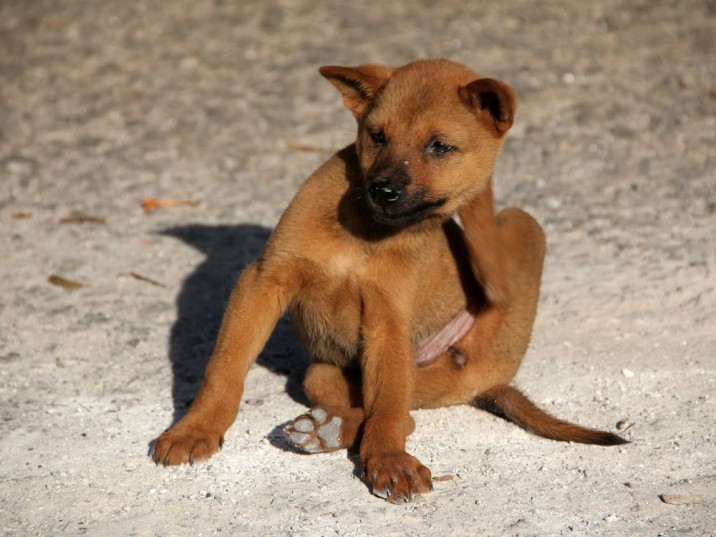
[284,408,343,453]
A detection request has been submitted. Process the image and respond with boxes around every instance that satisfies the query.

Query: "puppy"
[152,59,626,503]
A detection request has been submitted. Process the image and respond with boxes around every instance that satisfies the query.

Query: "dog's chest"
[289,258,365,365]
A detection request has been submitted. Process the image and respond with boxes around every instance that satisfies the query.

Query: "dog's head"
[321,59,516,227]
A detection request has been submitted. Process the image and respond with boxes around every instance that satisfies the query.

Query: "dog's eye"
[369,129,387,146]
[425,139,455,156]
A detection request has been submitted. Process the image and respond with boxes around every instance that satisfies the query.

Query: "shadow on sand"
[159,223,310,426]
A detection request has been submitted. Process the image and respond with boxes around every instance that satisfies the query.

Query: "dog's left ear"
[459,78,517,135]
[319,64,393,118]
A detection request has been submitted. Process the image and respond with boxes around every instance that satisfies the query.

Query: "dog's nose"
[369,181,402,206]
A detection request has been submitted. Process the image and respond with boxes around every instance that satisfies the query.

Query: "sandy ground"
[1,1,715,535]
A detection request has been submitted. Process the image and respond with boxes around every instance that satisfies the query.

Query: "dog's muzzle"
[364,183,446,227]
[363,164,447,227]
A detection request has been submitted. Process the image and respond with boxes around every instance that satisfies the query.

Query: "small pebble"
[180,56,199,70]
[616,419,633,431]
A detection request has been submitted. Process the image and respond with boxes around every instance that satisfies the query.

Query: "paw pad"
[284,408,343,453]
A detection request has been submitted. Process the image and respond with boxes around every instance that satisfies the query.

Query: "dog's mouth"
[367,197,447,227]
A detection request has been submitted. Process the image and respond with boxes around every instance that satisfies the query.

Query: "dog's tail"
[472,384,628,446]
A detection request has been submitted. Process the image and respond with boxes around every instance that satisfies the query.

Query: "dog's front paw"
[364,452,433,503]
[284,408,343,453]
[151,425,223,466]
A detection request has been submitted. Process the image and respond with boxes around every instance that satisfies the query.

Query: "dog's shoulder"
[284,144,358,218]
[260,145,363,263]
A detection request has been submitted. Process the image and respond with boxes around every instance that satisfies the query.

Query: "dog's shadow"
[160,224,311,427]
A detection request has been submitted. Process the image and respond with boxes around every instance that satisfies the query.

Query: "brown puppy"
[151,59,626,503]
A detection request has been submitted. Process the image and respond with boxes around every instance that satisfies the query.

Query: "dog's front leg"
[359,287,433,502]
[152,261,294,465]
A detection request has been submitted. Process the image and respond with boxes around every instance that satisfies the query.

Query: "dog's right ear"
[319,64,393,118]
[459,78,517,135]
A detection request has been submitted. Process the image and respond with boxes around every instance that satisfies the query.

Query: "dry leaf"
[432,475,454,482]
[12,212,33,220]
[48,275,83,290]
[129,272,166,288]
[60,215,107,225]
[142,197,201,212]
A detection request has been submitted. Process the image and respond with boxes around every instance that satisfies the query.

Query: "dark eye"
[369,128,386,146]
[425,139,455,156]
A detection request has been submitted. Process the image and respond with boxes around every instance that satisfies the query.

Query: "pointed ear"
[319,64,393,118]
[459,78,517,135]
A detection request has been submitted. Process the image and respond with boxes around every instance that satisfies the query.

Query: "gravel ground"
[1,1,714,535]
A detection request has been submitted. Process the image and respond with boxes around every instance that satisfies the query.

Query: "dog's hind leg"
[285,362,415,453]
[303,363,363,408]
[413,208,625,444]
[284,363,415,453]
[284,363,363,453]
[412,205,545,408]
[459,206,547,388]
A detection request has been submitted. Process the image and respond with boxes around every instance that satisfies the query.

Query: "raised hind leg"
[411,207,625,444]
[412,206,546,408]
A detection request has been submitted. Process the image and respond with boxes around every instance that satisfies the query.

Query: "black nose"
[369,181,402,206]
